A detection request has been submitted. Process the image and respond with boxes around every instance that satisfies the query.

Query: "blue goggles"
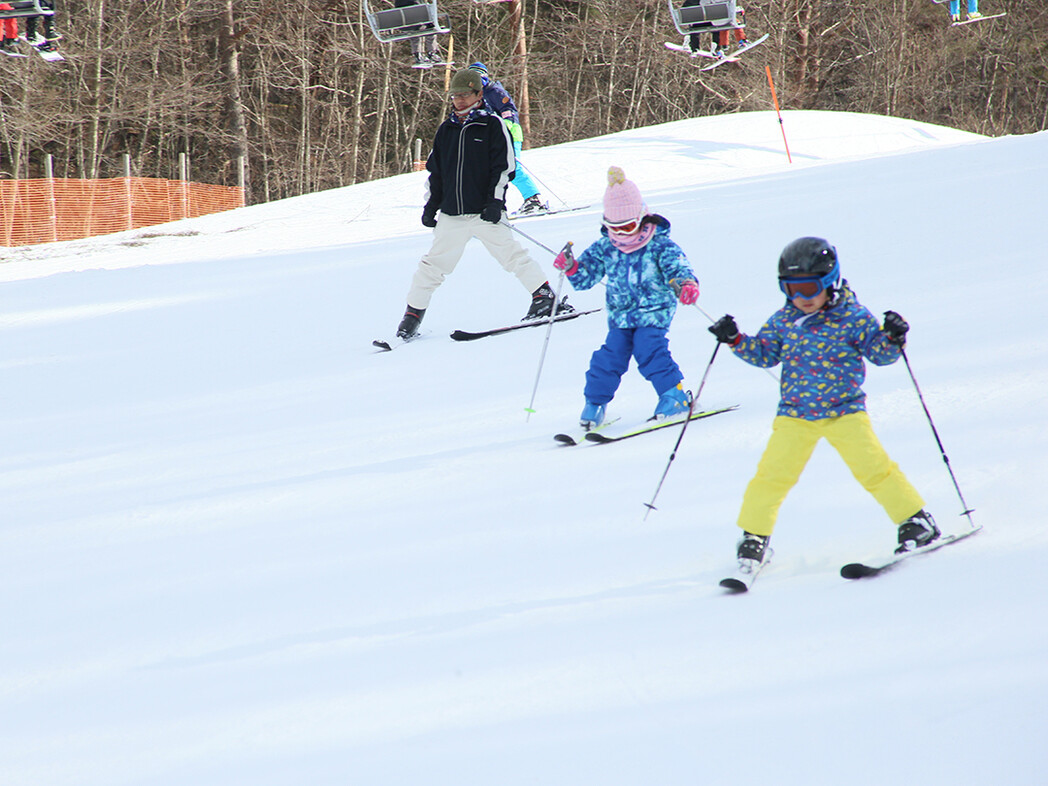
[779,264,839,300]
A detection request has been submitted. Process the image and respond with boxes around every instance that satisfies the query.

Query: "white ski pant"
[406,213,548,310]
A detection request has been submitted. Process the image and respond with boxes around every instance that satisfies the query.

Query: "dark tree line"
[0,1,1043,206]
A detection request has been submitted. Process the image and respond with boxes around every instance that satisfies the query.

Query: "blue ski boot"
[579,400,606,430]
[652,384,690,420]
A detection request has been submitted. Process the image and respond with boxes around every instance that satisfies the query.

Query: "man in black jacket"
[396,69,564,340]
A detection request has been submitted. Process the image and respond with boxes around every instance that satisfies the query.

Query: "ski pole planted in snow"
[643,342,721,519]
[900,347,977,529]
[524,246,572,420]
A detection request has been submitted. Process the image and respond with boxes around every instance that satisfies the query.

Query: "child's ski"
[553,418,621,446]
[583,405,737,443]
[720,550,774,593]
[840,527,981,579]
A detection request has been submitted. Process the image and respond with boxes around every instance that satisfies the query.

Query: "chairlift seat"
[668,0,739,34]
[0,0,55,19]
[363,1,450,44]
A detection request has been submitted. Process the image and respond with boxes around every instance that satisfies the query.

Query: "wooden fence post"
[45,154,58,243]
[123,153,133,230]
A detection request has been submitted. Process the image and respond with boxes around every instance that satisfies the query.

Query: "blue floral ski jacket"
[569,216,695,329]
[732,283,901,420]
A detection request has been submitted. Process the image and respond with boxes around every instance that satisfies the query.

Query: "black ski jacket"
[424,105,515,216]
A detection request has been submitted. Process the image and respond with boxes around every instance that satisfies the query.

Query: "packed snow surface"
[2,110,1046,785]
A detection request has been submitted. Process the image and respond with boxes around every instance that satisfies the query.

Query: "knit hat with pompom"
[602,167,646,223]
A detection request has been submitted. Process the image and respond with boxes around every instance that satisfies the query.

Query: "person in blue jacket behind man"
[468,62,548,215]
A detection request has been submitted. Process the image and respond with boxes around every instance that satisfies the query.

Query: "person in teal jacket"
[554,167,699,428]
[708,237,940,571]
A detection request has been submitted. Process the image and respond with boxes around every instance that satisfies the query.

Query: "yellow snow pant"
[737,412,925,537]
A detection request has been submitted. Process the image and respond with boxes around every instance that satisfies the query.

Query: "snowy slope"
[2,111,1047,785]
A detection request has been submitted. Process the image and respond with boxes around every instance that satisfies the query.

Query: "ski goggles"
[779,265,839,300]
[602,215,644,234]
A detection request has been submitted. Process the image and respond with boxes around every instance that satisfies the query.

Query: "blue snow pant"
[511,140,540,201]
[948,0,978,15]
[584,327,683,405]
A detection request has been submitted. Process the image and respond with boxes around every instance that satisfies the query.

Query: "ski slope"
[2,111,1046,785]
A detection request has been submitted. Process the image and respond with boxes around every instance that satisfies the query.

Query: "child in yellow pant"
[708,237,940,568]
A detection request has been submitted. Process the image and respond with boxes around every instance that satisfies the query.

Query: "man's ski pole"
[900,347,977,528]
[524,243,573,420]
[643,342,721,519]
[517,161,569,209]
[501,218,558,255]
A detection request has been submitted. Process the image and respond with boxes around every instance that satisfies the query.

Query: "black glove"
[421,203,438,228]
[709,314,740,344]
[481,200,504,224]
[883,310,909,346]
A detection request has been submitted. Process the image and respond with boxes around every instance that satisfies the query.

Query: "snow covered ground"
[2,110,1046,785]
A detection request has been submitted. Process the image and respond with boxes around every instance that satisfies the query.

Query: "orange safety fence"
[0,177,246,247]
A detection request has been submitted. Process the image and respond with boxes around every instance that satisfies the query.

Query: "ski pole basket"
[363,1,450,44]
[668,0,740,35]
[0,0,56,19]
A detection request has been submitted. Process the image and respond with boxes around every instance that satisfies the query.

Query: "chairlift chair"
[0,0,55,19]
[363,0,450,44]
[668,0,741,35]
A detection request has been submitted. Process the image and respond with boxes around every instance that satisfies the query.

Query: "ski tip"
[719,577,749,593]
[553,434,578,446]
[372,340,392,352]
[840,563,880,579]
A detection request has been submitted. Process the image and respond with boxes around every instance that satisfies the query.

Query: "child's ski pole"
[643,342,721,518]
[900,347,977,528]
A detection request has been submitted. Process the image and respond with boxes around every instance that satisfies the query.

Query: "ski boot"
[950,13,961,22]
[579,401,606,430]
[652,384,691,420]
[736,38,750,52]
[517,194,549,216]
[396,306,425,339]
[896,510,941,554]
[967,12,983,21]
[523,283,574,321]
[412,52,430,67]
[736,532,771,573]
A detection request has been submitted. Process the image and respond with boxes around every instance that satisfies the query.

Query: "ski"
[583,405,737,444]
[840,526,982,579]
[720,550,774,593]
[508,204,591,220]
[699,34,770,71]
[450,306,600,342]
[664,41,712,58]
[951,13,1006,26]
[372,330,430,352]
[19,36,64,61]
[553,418,621,446]
[411,59,454,70]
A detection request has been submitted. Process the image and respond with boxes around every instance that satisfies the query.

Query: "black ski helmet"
[778,237,838,278]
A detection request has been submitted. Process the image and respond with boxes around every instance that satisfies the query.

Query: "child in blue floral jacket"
[708,237,940,570]
[554,167,700,428]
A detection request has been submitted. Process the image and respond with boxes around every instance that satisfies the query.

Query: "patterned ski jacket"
[731,283,901,420]
[425,104,515,217]
[569,216,696,329]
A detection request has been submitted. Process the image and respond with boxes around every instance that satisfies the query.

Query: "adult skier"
[394,69,566,340]
[467,62,547,215]
[708,237,940,572]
